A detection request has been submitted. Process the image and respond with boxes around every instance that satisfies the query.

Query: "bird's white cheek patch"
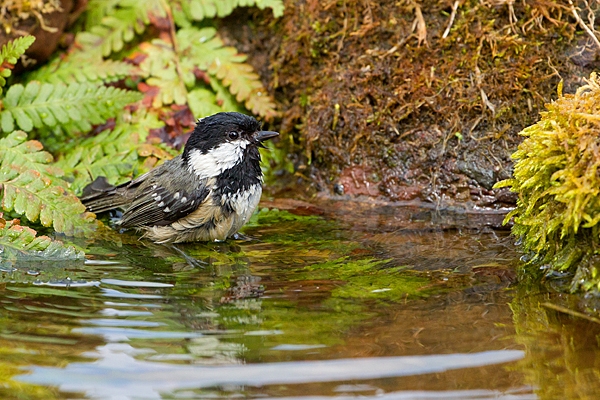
[188,141,249,178]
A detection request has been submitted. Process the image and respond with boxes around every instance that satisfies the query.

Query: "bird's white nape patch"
[188,140,249,179]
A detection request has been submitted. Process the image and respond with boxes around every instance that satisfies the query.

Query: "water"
[0,199,598,399]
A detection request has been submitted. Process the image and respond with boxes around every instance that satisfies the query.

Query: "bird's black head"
[184,112,260,154]
[182,112,278,179]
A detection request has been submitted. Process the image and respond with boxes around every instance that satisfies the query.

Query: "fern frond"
[85,0,122,28]
[178,27,278,120]
[89,15,146,57]
[0,130,64,184]
[0,36,35,94]
[81,0,164,57]
[57,111,173,194]
[0,82,142,133]
[187,88,224,117]
[28,56,138,85]
[172,0,283,25]
[210,80,246,113]
[0,215,84,260]
[175,0,237,21]
[211,56,278,120]
[139,39,188,108]
[0,131,96,236]
[238,0,284,17]
[0,36,35,65]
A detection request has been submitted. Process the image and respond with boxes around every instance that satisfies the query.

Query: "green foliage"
[139,38,188,107]
[0,82,142,134]
[177,27,278,119]
[0,132,97,236]
[56,112,175,195]
[495,73,600,293]
[171,0,284,26]
[82,0,165,57]
[0,214,84,260]
[0,36,35,94]
[28,58,138,85]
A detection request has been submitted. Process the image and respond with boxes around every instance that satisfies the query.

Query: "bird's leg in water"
[168,245,207,268]
[231,232,255,241]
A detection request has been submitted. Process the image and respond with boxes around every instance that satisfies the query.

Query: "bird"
[80,112,279,244]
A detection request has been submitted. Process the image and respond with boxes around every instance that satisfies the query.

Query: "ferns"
[0,82,143,133]
[83,0,164,57]
[139,39,189,107]
[172,0,284,24]
[177,27,278,119]
[0,36,35,94]
[0,0,283,253]
[0,214,84,260]
[28,58,137,85]
[56,112,175,194]
[0,132,97,236]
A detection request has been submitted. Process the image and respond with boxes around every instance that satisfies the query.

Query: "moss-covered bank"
[228,0,597,207]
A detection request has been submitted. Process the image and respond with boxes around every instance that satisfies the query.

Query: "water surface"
[1,199,598,399]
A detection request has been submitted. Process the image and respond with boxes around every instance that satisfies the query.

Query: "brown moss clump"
[0,0,86,66]
[1,0,63,34]
[229,0,599,206]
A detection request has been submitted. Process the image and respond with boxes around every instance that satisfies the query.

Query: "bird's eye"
[228,131,240,140]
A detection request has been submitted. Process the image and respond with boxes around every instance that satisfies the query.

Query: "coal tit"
[81,112,279,244]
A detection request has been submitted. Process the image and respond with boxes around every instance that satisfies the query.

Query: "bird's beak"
[255,130,279,148]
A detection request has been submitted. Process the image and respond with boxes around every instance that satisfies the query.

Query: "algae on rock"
[496,73,600,293]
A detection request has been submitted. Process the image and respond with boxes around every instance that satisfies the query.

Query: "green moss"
[245,208,322,227]
[495,73,600,293]
[298,257,430,302]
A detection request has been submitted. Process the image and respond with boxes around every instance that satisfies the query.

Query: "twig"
[158,0,186,87]
[542,302,600,324]
[569,0,600,50]
[411,1,427,46]
[442,0,460,39]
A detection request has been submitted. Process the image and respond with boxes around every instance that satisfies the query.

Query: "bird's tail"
[80,176,130,214]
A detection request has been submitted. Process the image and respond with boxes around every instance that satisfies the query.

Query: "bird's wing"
[118,163,212,229]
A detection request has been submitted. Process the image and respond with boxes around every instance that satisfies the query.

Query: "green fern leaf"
[0,82,142,133]
[0,215,84,261]
[57,111,172,194]
[28,56,138,85]
[139,39,188,107]
[0,131,96,236]
[172,0,283,24]
[59,137,140,194]
[0,130,64,184]
[210,54,278,120]
[0,36,35,94]
[0,36,35,65]
[187,88,224,117]
[90,15,145,57]
[238,0,284,17]
[209,80,246,113]
[82,0,164,57]
[177,27,278,120]
[85,0,122,28]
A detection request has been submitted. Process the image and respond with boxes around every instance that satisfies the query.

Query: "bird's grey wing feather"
[81,173,150,214]
[118,165,211,228]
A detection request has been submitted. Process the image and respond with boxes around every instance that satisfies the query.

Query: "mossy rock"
[496,73,600,293]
